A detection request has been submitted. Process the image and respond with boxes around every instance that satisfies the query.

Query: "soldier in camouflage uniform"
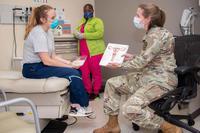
[94,3,182,133]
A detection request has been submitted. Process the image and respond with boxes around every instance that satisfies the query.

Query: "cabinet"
[54,34,78,60]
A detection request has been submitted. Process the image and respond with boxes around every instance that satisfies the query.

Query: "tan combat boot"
[93,115,121,133]
[160,121,183,133]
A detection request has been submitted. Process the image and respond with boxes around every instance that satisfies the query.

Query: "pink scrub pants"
[79,24,103,94]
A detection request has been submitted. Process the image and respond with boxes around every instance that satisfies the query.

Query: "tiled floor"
[64,94,200,133]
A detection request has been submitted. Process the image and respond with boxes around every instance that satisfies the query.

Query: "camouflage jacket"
[122,27,178,90]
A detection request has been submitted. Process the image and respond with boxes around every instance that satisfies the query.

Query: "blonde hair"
[24,5,53,39]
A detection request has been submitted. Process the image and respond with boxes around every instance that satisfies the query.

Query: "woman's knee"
[106,77,118,87]
[122,102,143,120]
[68,69,81,77]
[104,78,116,92]
[106,76,130,95]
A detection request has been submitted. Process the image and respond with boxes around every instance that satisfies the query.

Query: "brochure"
[99,43,129,66]
[72,56,87,66]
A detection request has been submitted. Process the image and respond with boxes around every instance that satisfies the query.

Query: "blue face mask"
[50,19,59,29]
[133,16,144,29]
[84,12,93,19]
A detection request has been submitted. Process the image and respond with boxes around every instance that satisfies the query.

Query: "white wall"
[0,0,94,70]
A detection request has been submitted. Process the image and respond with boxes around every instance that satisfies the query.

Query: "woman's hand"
[71,62,82,69]
[64,60,72,65]
[72,65,81,69]
[123,53,134,61]
[106,63,121,69]
[74,31,84,39]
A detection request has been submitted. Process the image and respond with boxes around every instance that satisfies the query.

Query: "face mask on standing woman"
[84,12,93,19]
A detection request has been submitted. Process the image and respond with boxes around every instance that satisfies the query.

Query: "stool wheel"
[132,123,140,131]
[188,119,195,126]
[158,129,163,133]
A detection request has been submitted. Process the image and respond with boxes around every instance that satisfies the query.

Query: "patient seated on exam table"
[22,5,94,117]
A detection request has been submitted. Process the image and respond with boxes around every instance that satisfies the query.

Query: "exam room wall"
[95,0,200,81]
[0,0,94,70]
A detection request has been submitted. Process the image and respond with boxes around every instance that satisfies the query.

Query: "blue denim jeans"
[22,62,89,107]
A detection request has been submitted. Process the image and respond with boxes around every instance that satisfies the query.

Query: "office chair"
[132,35,200,133]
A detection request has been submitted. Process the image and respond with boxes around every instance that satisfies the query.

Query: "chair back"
[175,35,200,66]
[174,35,200,99]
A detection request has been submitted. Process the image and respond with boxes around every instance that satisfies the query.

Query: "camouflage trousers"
[103,72,171,129]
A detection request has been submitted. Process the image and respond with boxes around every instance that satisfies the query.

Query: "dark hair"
[24,5,53,39]
[138,3,166,30]
[83,3,94,11]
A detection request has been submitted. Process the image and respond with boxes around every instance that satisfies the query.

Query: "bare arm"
[38,52,74,68]
[52,53,72,64]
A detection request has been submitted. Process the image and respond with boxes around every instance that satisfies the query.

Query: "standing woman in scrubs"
[74,4,105,100]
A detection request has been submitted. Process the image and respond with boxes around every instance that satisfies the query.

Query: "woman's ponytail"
[24,7,37,39]
[159,9,166,27]
[24,5,53,39]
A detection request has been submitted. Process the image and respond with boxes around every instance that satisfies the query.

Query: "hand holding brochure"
[72,56,87,67]
[100,43,129,66]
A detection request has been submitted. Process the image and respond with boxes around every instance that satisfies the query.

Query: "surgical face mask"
[84,12,93,19]
[133,16,144,29]
[50,19,59,29]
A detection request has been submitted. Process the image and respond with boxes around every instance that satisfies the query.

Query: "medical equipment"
[0,71,70,120]
[0,4,32,24]
[180,7,198,35]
